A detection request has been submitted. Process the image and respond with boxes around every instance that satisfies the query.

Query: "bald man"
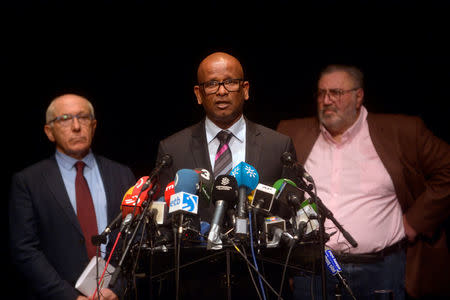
[9,94,135,300]
[155,52,296,298]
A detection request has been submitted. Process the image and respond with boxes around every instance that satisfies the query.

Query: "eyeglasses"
[48,113,94,127]
[199,78,243,95]
[316,88,359,101]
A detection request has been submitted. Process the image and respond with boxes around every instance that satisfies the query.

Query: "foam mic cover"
[207,175,238,249]
[164,181,175,206]
[174,169,199,194]
[194,168,213,204]
[273,179,304,219]
[230,161,259,194]
[121,176,152,218]
[230,162,259,234]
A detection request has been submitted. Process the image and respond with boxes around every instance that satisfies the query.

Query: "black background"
[2,0,449,295]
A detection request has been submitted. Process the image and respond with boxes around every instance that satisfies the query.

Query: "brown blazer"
[277,113,450,297]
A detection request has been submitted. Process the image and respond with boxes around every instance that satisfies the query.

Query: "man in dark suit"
[277,65,450,299]
[157,51,296,191]
[155,52,296,299]
[9,94,136,300]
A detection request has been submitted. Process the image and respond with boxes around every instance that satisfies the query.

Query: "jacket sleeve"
[9,172,80,300]
[404,118,450,235]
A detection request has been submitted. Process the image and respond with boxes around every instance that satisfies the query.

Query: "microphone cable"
[278,236,295,300]
[229,239,284,300]
[249,211,267,300]
[91,231,122,299]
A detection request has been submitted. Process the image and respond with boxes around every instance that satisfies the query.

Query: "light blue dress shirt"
[55,150,108,257]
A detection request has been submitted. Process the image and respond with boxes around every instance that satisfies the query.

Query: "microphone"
[230,162,259,236]
[144,154,173,190]
[91,212,123,245]
[194,168,213,205]
[164,181,175,206]
[250,183,277,214]
[149,201,168,225]
[120,177,152,218]
[170,169,200,240]
[295,198,319,236]
[207,175,238,250]
[264,216,286,247]
[273,179,304,219]
[324,247,356,300]
[280,152,314,183]
[194,168,215,223]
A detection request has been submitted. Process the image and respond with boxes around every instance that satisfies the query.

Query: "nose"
[217,82,229,95]
[321,91,333,105]
[71,117,81,130]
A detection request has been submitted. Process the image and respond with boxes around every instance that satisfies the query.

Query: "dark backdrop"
[2,0,449,296]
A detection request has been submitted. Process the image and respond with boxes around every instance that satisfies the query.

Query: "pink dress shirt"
[304,106,405,254]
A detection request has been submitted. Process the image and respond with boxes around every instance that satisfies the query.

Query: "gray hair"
[320,64,364,88]
[45,94,95,124]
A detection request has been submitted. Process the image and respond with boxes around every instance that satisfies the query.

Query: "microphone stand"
[295,176,358,300]
[109,183,159,288]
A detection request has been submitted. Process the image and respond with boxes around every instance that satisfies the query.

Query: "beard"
[318,103,359,136]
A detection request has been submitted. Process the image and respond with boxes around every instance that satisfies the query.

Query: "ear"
[242,81,250,101]
[355,88,364,109]
[44,124,55,143]
[194,85,203,105]
[91,119,97,135]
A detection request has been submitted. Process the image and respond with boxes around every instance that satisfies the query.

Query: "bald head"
[46,94,95,124]
[197,52,244,83]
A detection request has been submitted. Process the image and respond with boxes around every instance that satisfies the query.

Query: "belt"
[335,238,407,264]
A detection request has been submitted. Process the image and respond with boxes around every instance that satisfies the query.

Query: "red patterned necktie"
[214,130,233,178]
[75,161,98,259]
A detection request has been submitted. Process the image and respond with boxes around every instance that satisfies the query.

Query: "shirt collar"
[55,149,95,170]
[320,105,368,144]
[205,115,246,144]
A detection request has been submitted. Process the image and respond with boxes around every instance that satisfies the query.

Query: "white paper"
[75,256,115,296]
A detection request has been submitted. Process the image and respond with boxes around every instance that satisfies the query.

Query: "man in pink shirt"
[277,65,450,300]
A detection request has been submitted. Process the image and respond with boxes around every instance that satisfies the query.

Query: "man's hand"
[90,288,118,300]
[403,214,418,242]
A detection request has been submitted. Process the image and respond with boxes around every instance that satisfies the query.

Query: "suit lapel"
[43,157,83,236]
[367,114,407,206]
[190,120,213,172]
[245,119,262,170]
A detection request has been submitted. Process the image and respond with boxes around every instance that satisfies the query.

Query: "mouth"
[69,136,88,144]
[215,101,231,110]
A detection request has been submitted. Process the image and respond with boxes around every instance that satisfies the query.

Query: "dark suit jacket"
[9,155,135,300]
[156,118,297,217]
[277,113,450,297]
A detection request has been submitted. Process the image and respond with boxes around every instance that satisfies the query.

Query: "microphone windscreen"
[273,178,297,192]
[194,168,213,204]
[121,176,152,217]
[211,175,238,205]
[230,161,259,194]
[174,169,199,194]
[164,181,175,206]
[272,179,304,219]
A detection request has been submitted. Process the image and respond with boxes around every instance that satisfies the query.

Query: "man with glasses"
[277,65,450,299]
[9,94,136,300]
[155,51,296,298]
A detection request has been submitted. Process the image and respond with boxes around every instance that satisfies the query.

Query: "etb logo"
[169,192,199,214]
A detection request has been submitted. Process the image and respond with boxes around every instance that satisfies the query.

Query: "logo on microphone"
[169,192,199,214]
[221,177,230,185]
[245,165,257,178]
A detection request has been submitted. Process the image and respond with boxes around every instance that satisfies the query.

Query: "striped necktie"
[214,130,233,178]
[75,161,98,259]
